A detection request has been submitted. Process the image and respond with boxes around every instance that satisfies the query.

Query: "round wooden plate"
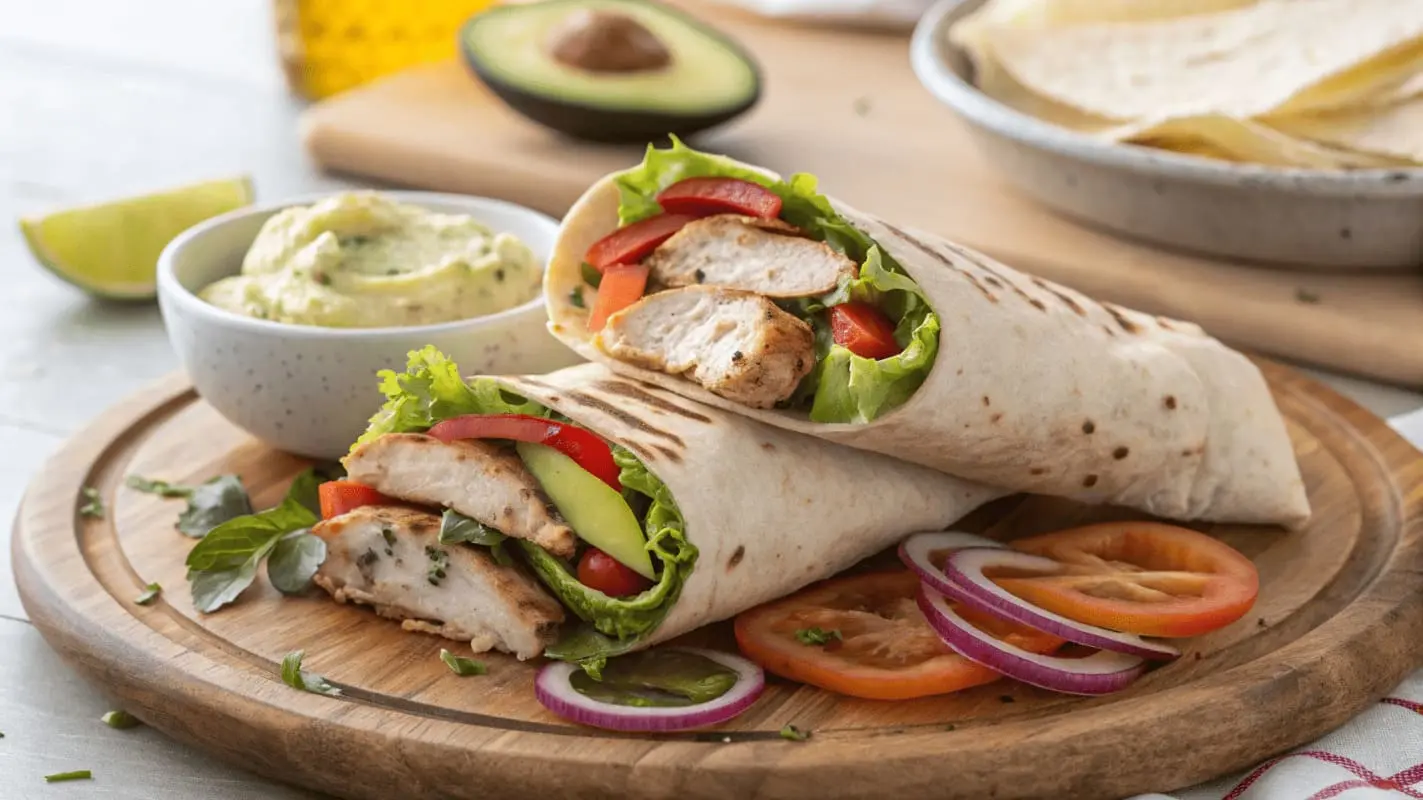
[12,363,1423,800]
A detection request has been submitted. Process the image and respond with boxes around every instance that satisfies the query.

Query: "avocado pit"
[548,10,672,73]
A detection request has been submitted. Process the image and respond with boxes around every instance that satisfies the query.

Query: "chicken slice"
[599,285,816,409]
[344,434,577,558]
[313,506,564,660]
[644,214,857,298]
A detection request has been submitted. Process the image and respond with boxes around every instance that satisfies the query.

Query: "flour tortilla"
[981,0,1423,122]
[545,167,1310,527]
[1271,96,1423,164]
[493,364,1003,648]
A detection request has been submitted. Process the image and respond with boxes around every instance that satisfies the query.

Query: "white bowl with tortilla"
[910,0,1423,270]
[157,191,583,460]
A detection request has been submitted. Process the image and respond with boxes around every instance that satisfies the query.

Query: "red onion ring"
[917,586,1147,695]
[901,537,1178,661]
[535,648,764,731]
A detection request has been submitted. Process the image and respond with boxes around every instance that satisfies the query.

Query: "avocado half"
[460,0,762,143]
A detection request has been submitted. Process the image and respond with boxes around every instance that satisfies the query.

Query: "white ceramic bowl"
[911,0,1423,270]
[157,191,584,460]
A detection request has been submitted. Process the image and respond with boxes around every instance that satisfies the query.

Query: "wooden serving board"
[12,362,1423,800]
[298,4,1423,390]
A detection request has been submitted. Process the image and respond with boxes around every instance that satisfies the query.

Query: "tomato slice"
[587,263,649,333]
[734,571,1063,700]
[993,522,1260,638]
[318,480,398,520]
[578,547,653,597]
[656,177,783,220]
[829,302,902,360]
[584,213,697,270]
[426,413,622,492]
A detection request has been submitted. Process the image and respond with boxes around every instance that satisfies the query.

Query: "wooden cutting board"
[12,361,1423,800]
[298,5,1423,390]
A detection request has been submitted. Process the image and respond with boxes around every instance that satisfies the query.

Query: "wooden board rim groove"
[12,364,1423,800]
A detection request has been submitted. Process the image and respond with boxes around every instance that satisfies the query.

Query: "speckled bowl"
[911,0,1423,270]
[157,191,584,460]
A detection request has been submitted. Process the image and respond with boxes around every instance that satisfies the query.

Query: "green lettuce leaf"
[351,347,696,662]
[612,137,939,424]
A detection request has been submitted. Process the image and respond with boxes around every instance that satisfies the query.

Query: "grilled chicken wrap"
[544,140,1309,527]
[313,347,1000,664]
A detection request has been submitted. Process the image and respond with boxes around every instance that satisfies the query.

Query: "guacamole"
[200,192,541,327]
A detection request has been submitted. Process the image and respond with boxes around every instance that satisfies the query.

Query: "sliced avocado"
[516,441,657,579]
[460,0,761,143]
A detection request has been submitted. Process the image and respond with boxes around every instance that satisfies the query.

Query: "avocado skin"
[458,1,762,144]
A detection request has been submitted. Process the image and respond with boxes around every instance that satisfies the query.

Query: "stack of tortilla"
[949,0,1423,168]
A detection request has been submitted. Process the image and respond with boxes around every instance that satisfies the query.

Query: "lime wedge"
[20,176,254,300]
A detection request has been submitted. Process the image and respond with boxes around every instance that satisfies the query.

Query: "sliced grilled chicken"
[599,285,816,409]
[313,506,564,660]
[344,434,577,558]
[644,214,857,299]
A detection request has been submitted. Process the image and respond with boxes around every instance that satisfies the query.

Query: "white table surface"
[3,2,1422,798]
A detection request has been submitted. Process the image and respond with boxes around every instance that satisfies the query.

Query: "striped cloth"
[1134,409,1423,800]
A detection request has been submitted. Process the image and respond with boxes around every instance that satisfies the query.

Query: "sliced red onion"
[535,648,764,732]
[918,585,1146,695]
[901,540,1179,662]
[898,530,1006,568]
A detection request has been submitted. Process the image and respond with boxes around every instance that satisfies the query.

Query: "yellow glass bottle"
[274,0,499,100]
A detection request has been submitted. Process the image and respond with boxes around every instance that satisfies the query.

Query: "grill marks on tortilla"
[563,390,685,448]
[590,379,713,423]
[1104,303,1142,334]
[877,221,999,304]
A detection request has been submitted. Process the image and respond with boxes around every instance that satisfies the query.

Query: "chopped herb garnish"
[426,546,449,586]
[382,527,397,548]
[280,650,341,696]
[101,710,142,729]
[125,475,193,498]
[794,627,841,646]
[134,583,162,606]
[314,271,332,286]
[44,770,92,783]
[494,268,506,282]
[439,649,488,676]
[78,487,104,519]
[568,286,585,309]
[1295,288,1321,304]
[779,724,811,742]
[693,268,706,283]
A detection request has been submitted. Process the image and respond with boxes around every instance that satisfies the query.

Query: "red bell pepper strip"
[426,414,622,491]
[583,213,697,270]
[318,480,400,520]
[656,177,783,220]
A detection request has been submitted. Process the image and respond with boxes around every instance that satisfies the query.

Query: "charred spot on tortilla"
[727,545,745,570]
[1029,298,1046,311]
[1104,304,1141,334]
[1113,447,1130,460]
[1030,467,1047,476]
[654,444,682,463]
[990,413,1003,423]
[759,441,775,451]
[1082,420,1096,435]
[1034,278,1087,317]
[880,220,998,304]
[694,268,706,283]
[564,389,685,447]
[982,275,1003,288]
[982,396,990,407]
[1164,395,1178,410]
[1157,317,1177,331]
[1082,475,1099,488]
[1101,325,1117,338]
[591,379,713,423]
[623,440,656,462]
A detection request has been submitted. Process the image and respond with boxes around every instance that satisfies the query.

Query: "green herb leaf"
[425,545,450,586]
[125,475,194,498]
[134,582,162,606]
[439,648,488,676]
[779,724,811,742]
[45,770,92,783]
[285,469,325,518]
[437,510,508,547]
[266,531,327,594]
[568,286,585,309]
[185,474,320,613]
[176,475,253,538]
[580,261,603,288]
[794,627,842,646]
[579,654,608,681]
[78,487,104,519]
[280,650,341,696]
[101,710,142,730]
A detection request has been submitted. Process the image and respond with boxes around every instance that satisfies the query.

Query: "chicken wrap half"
[312,347,1000,664]
[543,139,1309,527]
